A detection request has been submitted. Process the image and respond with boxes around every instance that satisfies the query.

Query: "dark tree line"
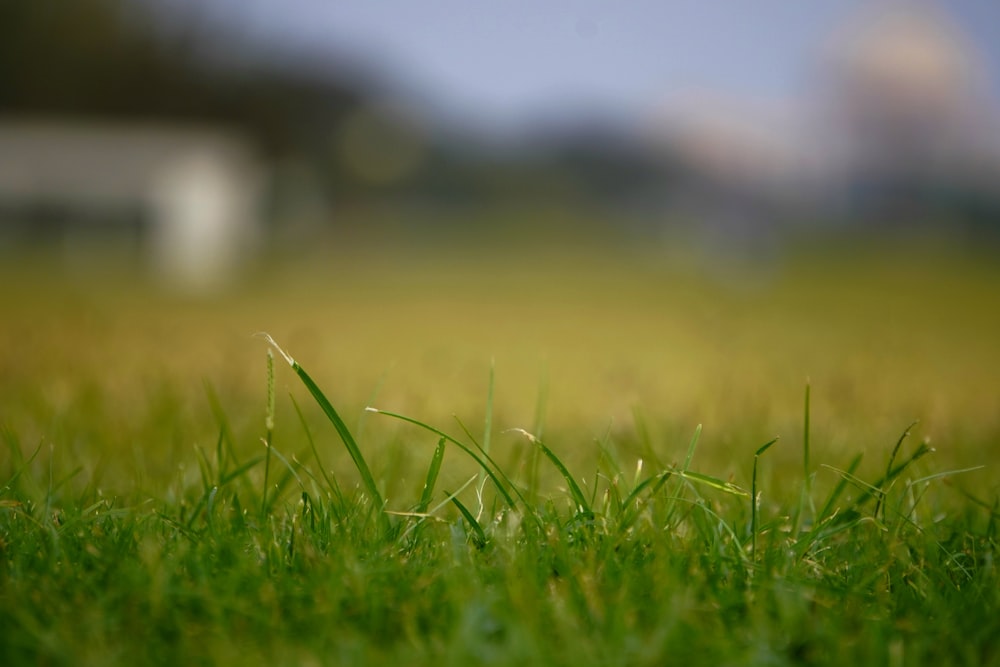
[0,0,365,157]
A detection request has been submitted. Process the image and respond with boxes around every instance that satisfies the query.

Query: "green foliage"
[1,350,997,666]
[1,247,998,664]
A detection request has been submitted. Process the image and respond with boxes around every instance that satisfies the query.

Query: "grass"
[0,239,998,665]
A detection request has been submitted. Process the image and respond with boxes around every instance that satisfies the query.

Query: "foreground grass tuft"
[1,343,997,666]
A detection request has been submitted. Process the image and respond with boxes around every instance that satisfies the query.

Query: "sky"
[152,0,1000,136]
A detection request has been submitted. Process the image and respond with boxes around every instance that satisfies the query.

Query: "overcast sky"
[156,0,1000,134]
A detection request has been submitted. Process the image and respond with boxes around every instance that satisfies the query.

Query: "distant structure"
[0,121,264,292]
[824,1,1000,222]
[647,0,1000,239]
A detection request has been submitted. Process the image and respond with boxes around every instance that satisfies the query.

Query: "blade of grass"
[849,440,935,513]
[454,416,536,519]
[367,408,521,516]
[428,476,478,516]
[683,424,703,472]
[794,452,867,560]
[289,393,345,510]
[882,442,934,485]
[261,334,389,534]
[219,455,265,487]
[261,349,276,515]
[450,495,487,548]
[267,444,328,515]
[394,475,481,544]
[453,414,531,509]
[417,438,447,514]
[509,428,591,515]
[262,440,306,493]
[615,470,674,535]
[620,470,673,514]
[817,452,864,522]
[909,465,985,486]
[795,381,813,533]
[203,381,241,471]
[668,495,750,566]
[803,382,811,481]
[205,486,219,532]
[873,420,918,520]
[527,371,549,504]
[194,444,214,494]
[821,464,883,496]
[452,415,528,520]
[678,470,750,498]
[751,437,779,566]
[672,425,707,507]
[476,360,495,520]
[185,454,265,530]
[1,439,43,499]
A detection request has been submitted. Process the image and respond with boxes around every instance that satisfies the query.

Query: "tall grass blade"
[821,464,883,496]
[205,486,219,531]
[616,471,674,534]
[453,416,538,518]
[794,455,871,559]
[803,382,811,480]
[203,381,240,470]
[417,438,447,514]
[1,438,42,499]
[882,442,934,484]
[849,439,934,514]
[289,394,344,510]
[670,495,750,565]
[367,408,520,513]
[678,470,749,497]
[794,382,813,533]
[219,456,265,487]
[873,420,918,520]
[751,437,779,566]
[620,470,672,513]
[194,444,214,493]
[670,424,707,507]
[910,465,985,486]
[816,452,863,522]
[263,441,306,493]
[426,475,477,517]
[527,371,549,503]
[476,360,495,519]
[683,424,703,472]
[510,429,591,515]
[450,495,487,548]
[184,454,264,530]
[261,349,276,515]
[261,334,389,533]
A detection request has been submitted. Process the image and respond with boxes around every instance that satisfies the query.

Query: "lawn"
[1,234,998,665]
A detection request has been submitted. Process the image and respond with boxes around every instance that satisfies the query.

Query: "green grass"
[1,241,998,665]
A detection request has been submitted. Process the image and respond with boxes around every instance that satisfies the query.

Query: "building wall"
[0,120,264,292]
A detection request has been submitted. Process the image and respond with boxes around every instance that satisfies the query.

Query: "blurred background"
[2,0,1000,289]
[1,0,999,488]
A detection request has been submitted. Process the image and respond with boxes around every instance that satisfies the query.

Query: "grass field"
[1,234,998,665]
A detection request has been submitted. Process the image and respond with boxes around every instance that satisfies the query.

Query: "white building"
[0,120,265,292]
